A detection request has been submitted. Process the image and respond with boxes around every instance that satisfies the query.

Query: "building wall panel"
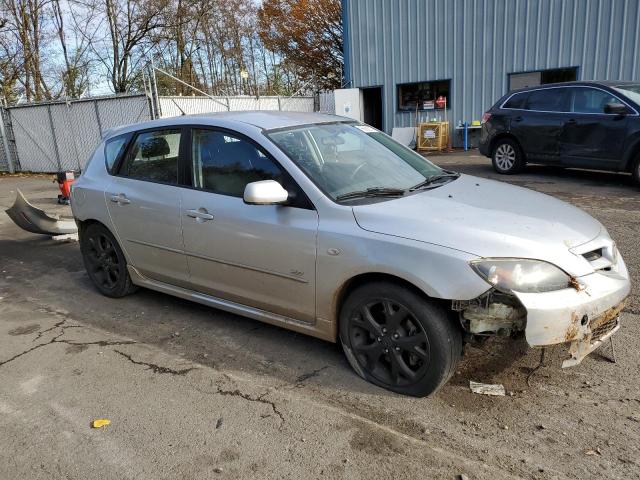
[343,0,640,133]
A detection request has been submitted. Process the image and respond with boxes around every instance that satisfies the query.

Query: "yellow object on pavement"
[91,419,111,428]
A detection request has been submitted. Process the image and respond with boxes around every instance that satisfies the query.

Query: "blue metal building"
[341,0,640,139]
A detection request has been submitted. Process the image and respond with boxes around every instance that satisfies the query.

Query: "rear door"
[509,87,571,164]
[105,128,190,287]
[180,128,319,321]
[560,87,630,169]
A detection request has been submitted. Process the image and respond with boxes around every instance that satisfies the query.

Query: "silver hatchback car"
[72,111,630,396]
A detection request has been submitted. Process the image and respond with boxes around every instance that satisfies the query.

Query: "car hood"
[352,175,603,273]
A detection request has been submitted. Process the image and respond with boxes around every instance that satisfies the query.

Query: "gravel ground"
[0,153,638,480]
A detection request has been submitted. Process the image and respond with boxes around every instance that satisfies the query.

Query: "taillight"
[481,112,492,124]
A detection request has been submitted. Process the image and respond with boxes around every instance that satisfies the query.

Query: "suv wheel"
[80,223,137,298]
[492,138,525,174]
[632,154,640,187]
[339,282,461,397]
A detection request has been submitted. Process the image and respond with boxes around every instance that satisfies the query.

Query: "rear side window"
[191,129,283,197]
[119,129,181,184]
[571,88,620,114]
[525,88,570,112]
[104,134,131,174]
[503,92,528,109]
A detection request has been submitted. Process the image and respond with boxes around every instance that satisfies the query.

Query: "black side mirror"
[604,102,628,115]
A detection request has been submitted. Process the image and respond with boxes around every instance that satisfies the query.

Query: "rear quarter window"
[104,133,132,174]
[503,92,528,109]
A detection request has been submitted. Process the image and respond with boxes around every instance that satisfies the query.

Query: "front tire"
[80,223,137,298]
[492,138,525,174]
[339,282,462,397]
[632,154,640,187]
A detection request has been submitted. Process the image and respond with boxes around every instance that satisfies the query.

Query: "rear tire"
[492,138,525,174]
[339,282,462,397]
[80,223,137,298]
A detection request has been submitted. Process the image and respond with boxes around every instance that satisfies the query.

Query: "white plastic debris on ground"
[51,233,79,242]
[469,380,506,396]
[391,127,417,148]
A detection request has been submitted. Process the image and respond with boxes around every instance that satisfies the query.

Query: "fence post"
[0,108,14,173]
[93,100,103,135]
[47,105,63,171]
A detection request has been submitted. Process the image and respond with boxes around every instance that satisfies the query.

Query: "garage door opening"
[362,87,383,130]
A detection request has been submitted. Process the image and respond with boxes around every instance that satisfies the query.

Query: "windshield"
[267,123,443,201]
[613,84,640,106]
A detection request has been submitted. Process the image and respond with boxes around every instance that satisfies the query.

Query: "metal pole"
[93,100,103,135]
[47,105,63,171]
[0,108,14,173]
[151,65,162,117]
[153,66,229,110]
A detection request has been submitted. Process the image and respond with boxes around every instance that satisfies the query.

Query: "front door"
[560,87,629,168]
[105,128,190,287]
[180,128,319,322]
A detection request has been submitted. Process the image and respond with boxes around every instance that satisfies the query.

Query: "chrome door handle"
[186,208,214,221]
[109,193,130,205]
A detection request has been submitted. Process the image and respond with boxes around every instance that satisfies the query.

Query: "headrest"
[141,137,170,158]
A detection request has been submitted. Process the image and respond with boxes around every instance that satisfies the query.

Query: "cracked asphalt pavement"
[1,154,639,479]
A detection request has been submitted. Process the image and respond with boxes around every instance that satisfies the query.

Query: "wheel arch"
[333,272,452,341]
[623,137,640,172]
[490,133,525,158]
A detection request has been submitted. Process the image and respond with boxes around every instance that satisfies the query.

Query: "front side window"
[525,88,570,112]
[397,80,450,111]
[268,123,443,201]
[120,129,181,184]
[571,88,622,114]
[613,84,640,108]
[191,129,283,196]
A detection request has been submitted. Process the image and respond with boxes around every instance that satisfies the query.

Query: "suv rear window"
[524,88,570,112]
[503,92,528,109]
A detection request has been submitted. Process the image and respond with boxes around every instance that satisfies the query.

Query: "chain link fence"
[4,94,150,172]
[318,91,335,114]
[0,93,319,173]
[158,95,315,118]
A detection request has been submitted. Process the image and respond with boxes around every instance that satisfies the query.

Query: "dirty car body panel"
[71,111,631,390]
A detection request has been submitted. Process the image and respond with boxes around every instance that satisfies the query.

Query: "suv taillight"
[481,112,492,124]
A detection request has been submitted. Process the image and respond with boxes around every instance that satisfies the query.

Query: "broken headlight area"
[469,258,572,294]
[453,290,526,337]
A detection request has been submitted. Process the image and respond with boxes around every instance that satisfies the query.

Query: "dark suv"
[479,81,640,184]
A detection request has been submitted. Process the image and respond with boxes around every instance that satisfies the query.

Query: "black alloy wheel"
[348,299,430,387]
[340,282,461,397]
[80,223,137,298]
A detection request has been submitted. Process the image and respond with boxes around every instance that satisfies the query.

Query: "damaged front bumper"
[514,263,630,367]
[458,255,630,368]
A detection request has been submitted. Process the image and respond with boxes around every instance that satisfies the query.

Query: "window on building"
[397,80,451,111]
[509,67,578,91]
